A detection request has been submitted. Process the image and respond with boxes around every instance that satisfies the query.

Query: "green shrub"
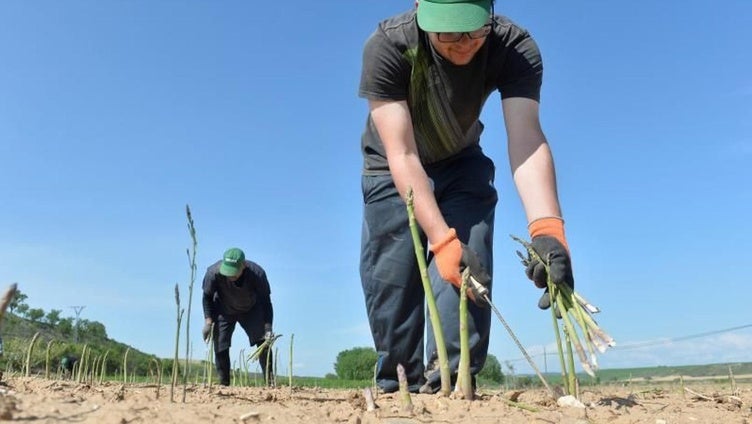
[334,347,378,380]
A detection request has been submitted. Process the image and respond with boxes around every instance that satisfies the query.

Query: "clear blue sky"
[1,1,750,377]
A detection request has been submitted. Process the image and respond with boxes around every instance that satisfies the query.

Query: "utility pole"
[69,305,86,343]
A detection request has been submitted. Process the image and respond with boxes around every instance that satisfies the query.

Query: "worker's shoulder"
[205,260,222,274]
[372,10,418,48]
[491,14,537,42]
[243,260,267,276]
[378,10,415,33]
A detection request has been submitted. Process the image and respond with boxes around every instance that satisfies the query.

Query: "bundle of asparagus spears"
[513,235,615,395]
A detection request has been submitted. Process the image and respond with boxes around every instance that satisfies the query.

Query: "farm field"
[1,376,749,423]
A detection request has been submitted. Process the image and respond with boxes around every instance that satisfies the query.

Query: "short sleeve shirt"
[358,10,543,174]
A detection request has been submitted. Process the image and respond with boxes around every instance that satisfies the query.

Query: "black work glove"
[524,236,574,310]
[460,244,492,307]
[202,321,213,342]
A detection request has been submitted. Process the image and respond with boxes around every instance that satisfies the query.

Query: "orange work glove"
[430,228,491,305]
[525,217,574,310]
[529,216,569,251]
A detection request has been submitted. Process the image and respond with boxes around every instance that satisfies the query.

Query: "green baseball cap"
[417,0,493,33]
[219,247,245,276]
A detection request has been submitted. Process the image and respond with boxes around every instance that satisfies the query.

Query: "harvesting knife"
[466,274,556,398]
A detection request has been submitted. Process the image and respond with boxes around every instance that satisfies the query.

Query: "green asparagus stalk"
[274,347,279,386]
[456,269,473,400]
[203,323,214,388]
[151,358,162,399]
[288,333,294,391]
[171,284,183,401]
[563,327,576,396]
[207,326,214,388]
[90,355,99,385]
[265,344,273,386]
[406,188,451,396]
[77,344,88,383]
[239,349,248,386]
[24,332,40,377]
[182,204,198,402]
[100,350,110,384]
[45,340,55,379]
[123,347,131,384]
[556,292,594,378]
[547,284,568,393]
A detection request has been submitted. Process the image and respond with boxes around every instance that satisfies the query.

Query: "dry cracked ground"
[0,376,750,423]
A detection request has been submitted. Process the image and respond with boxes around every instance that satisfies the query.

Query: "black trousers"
[211,307,273,386]
[214,342,273,386]
[360,146,497,393]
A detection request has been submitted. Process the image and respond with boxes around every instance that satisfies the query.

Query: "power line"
[612,323,752,351]
[502,323,752,363]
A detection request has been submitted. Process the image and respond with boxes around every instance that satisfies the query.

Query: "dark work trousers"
[211,306,273,386]
[360,146,497,393]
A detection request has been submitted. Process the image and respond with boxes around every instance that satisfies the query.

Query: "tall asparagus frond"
[406,187,451,396]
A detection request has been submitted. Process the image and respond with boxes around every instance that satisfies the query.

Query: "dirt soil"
[0,377,750,423]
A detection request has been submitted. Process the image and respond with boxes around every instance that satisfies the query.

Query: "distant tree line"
[332,346,505,385]
[6,289,107,341]
[1,289,171,380]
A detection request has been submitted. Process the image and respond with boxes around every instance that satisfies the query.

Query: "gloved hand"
[524,217,574,310]
[430,228,491,306]
[263,324,274,342]
[202,320,213,342]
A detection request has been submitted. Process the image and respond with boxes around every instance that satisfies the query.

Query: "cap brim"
[219,263,240,277]
[417,0,492,33]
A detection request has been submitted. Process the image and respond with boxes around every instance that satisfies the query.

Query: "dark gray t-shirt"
[359,10,543,174]
[202,260,274,325]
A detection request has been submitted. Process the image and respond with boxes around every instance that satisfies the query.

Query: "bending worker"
[358,0,576,393]
[202,247,275,386]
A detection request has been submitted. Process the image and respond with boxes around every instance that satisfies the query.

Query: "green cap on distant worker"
[220,247,245,276]
[417,0,493,33]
